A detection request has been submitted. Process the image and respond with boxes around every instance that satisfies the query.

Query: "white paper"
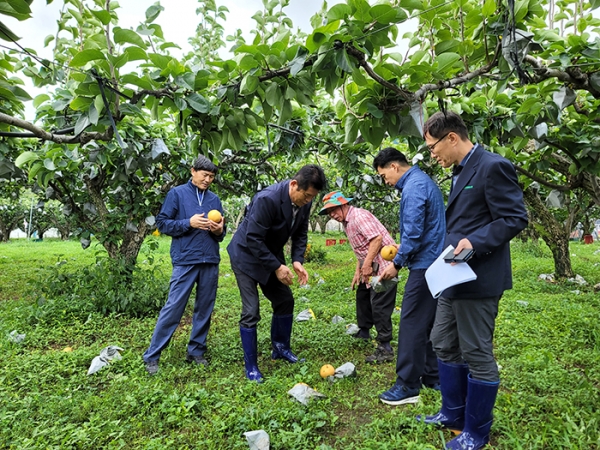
[425,245,477,298]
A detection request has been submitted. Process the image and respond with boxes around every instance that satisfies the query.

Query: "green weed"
[0,235,599,449]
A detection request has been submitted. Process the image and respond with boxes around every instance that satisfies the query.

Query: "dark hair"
[372,147,409,170]
[423,111,469,141]
[192,155,218,174]
[293,164,327,191]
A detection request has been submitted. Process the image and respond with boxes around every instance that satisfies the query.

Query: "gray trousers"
[430,295,501,382]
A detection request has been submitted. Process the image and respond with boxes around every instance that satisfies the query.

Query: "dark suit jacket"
[444,144,528,299]
[227,180,311,285]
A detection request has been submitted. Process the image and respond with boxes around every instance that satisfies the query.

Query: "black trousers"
[355,282,397,343]
[430,295,500,382]
[395,269,439,389]
[231,262,294,328]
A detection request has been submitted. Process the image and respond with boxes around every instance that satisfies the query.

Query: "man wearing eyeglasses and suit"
[419,111,527,450]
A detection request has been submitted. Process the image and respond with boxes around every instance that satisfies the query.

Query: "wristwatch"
[393,262,402,270]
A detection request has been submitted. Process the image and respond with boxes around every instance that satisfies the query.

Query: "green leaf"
[240,74,259,95]
[6,0,31,15]
[434,52,461,73]
[74,114,91,136]
[91,10,111,25]
[327,3,352,21]
[265,82,279,107]
[33,94,50,108]
[589,72,600,92]
[43,158,56,171]
[552,86,576,111]
[145,4,164,23]
[0,21,20,42]
[113,27,146,48]
[69,49,106,67]
[121,74,153,90]
[15,151,39,168]
[174,72,196,90]
[123,46,148,61]
[187,93,210,113]
[370,4,397,24]
[335,48,355,73]
[69,96,93,111]
[289,46,309,77]
[278,99,292,126]
[88,103,99,125]
[344,114,359,144]
[351,0,372,22]
[0,2,29,21]
[482,0,496,18]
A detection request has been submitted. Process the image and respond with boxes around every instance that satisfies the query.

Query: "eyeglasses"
[426,132,450,153]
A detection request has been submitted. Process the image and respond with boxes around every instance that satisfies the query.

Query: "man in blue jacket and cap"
[143,155,226,375]
[228,164,326,382]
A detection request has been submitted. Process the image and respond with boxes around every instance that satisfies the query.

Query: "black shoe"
[185,354,209,367]
[144,360,159,375]
[365,344,395,363]
[353,328,371,340]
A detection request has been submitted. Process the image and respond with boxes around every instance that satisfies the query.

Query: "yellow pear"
[207,210,222,222]
[380,245,398,261]
[320,364,335,378]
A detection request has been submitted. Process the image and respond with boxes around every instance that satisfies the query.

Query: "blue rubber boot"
[270,314,301,363]
[446,375,499,450]
[240,326,263,382]
[417,360,469,431]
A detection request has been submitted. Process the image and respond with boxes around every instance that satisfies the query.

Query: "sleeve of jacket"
[245,195,282,273]
[468,158,528,253]
[156,189,192,237]
[393,182,427,268]
[290,204,310,264]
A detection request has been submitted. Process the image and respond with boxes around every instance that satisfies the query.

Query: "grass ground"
[0,234,599,449]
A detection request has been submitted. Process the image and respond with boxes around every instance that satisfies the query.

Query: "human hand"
[275,264,295,286]
[380,263,399,280]
[190,213,210,230]
[208,215,225,235]
[351,271,361,290]
[361,262,374,284]
[292,261,309,285]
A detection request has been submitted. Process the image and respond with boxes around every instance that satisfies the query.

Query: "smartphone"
[443,247,474,263]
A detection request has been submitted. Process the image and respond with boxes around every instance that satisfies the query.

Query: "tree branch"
[345,44,412,101]
[514,164,573,191]
[523,54,600,98]
[0,112,113,144]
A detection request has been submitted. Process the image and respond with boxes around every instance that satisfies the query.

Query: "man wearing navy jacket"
[143,156,225,375]
[419,111,527,450]
[228,165,326,382]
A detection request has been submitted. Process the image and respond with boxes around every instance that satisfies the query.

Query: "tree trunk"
[523,186,574,279]
[517,209,540,242]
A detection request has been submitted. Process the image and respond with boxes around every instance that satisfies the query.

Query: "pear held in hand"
[207,210,222,222]
[380,245,397,261]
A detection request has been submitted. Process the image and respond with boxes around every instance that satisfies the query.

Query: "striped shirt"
[343,206,396,276]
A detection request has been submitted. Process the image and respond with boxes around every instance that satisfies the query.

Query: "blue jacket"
[393,165,446,270]
[156,180,226,266]
[444,144,527,298]
[227,180,310,285]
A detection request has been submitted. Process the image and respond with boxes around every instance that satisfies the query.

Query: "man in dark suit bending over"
[419,111,527,450]
[227,165,326,382]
